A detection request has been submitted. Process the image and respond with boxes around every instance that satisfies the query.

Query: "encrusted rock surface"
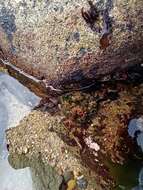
[6,110,100,190]
[1,1,143,189]
[0,0,143,92]
[6,81,143,189]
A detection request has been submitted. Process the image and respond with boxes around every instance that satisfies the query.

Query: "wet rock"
[5,81,143,189]
[0,0,142,93]
[6,110,100,190]
[0,72,40,190]
[76,176,88,190]
[61,82,143,165]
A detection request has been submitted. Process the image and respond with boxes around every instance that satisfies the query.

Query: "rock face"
[6,110,101,190]
[6,81,143,189]
[0,0,143,93]
[2,79,143,190]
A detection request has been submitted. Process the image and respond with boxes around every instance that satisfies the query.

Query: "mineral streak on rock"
[0,0,142,93]
[0,59,49,98]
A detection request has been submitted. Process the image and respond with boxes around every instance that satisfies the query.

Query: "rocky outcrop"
[1,1,143,189]
[6,110,101,190]
[6,81,143,189]
[0,0,143,94]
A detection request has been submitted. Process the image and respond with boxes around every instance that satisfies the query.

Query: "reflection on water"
[106,158,143,190]
[132,167,143,190]
[0,72,40,190]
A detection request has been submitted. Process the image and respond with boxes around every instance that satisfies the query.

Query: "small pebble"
[23,146,28,154]
[76,176,88,189]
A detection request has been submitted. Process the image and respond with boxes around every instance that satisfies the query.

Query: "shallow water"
[0,72,40,190]
[106,158,143,190]
[0,72,143,190]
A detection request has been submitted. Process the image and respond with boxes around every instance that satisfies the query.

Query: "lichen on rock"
[1,0,143,189]
[6,79,143,189]
[0,0,143,93]
[6,110,100,190]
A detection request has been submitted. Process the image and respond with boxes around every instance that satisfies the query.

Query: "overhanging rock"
[0,0,143,94]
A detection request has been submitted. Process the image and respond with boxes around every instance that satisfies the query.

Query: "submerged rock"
[0,0,143,93]
[6,81,143,189]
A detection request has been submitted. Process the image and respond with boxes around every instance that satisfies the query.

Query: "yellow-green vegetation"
[67,179,77,190]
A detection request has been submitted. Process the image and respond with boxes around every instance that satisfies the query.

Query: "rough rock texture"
[1,1,143,189]
[59,81,143,164]
[6,81,143,189]
[8,153,64,190]
[6,110,100,190]
[0,0,143,92]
